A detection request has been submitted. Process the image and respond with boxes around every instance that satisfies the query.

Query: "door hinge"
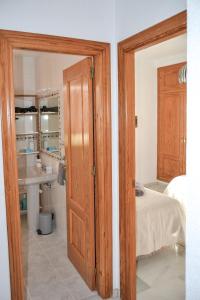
[135,115,138,128]
[90,65,95,79]
[92,165,96,176]
[132,179,135,188]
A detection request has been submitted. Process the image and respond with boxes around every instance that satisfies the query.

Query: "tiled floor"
[21,216,120,300]
[21,216,185,300]
[137,246,185,300]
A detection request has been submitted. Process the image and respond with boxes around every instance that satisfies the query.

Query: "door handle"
[181,137,187,144]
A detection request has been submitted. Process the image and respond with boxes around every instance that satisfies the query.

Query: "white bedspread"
[136,188,185,257]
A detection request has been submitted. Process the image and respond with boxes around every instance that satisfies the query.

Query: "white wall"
[0,0,188,297]
[0,120,11,300]
[116,0,186,40]
[114,0,186,290]
[35,53,83,90]
[35,52,83,144]
[0,2,116,295]
[13,54,36,95]
[114,0,186,292]
[135,53,157,184]
[135,35,187,184]
[187,1,200,299]
[13,54,38,168]
[0,0,115,42]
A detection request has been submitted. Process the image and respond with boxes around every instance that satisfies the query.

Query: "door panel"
[159,66,186,91]
[157,62,186,182]
[63,57,95,289]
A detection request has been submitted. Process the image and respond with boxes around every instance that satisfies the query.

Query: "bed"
[136,186,185,257]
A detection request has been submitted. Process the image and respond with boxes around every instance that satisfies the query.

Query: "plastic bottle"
[36,154,42,168]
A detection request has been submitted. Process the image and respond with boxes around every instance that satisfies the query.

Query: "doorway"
[118,11,187,300]
[13,49,98,298]
[0,30,112,300]
[135,35,186,299]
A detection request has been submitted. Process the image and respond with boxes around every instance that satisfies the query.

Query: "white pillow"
[164,175,188,213]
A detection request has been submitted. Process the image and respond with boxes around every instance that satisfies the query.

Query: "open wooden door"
[157,62,186,182]
[63,57,96,289]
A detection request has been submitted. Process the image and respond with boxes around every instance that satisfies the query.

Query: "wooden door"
[63,57,96,289]
[157,62,186,182]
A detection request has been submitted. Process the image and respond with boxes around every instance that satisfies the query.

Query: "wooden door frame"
[0,30,112,300]
[118,11,187,300]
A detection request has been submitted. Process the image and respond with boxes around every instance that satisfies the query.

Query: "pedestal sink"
[18,166,57,232]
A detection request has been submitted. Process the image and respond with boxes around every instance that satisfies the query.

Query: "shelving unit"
[40,111,58,115]
[37,94,59,100]
[41,130,59,134]
[15,92,61,216]
[38,92,61,157]
[15,94,40,155]
[16,132,39,136]
[17,151,40,156]
[19,187,27,195]
[15,112,38,116]
[15,92,61,158]
[15,94,37,97]
[15,94,39,216]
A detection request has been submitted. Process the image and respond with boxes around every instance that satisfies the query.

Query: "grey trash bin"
[38,212,53,235]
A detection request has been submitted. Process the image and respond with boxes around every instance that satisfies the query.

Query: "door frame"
[118,11,187,300]
[0,30,112,300]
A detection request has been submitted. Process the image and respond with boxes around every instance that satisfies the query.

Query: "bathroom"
[13,50,98,299]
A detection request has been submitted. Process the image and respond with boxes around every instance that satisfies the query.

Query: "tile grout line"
[36,235,81,299]
[23,228,106,300]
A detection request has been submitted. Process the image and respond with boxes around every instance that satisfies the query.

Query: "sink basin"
[18,166,57,232]
[18,166,57,185]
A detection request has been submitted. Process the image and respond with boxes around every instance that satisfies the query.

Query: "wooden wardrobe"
[157,62,186,182]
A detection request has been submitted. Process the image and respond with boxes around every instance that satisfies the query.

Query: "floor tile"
[137,287,168,300]
[21,217,100,300]
[22,216,185,300]
[149,278,185,300]
[30,280,75,300]
[137,247,185,300]
[137,247,184,286]
[136,276,150,293]
[83,296,120,300]
[55,262,78,281]
[83,296,102,300]
[61,274,97,300]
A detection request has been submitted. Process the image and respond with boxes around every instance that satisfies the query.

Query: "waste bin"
[37,212,53,235]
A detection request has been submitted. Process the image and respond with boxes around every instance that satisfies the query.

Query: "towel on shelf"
[57,162,66,185]
[46,146,57,152]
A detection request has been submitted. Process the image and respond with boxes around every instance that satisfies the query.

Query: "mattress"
[136,188,185,257]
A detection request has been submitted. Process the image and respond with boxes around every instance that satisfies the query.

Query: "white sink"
[18,166,57,232]
[18,166,57,185]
